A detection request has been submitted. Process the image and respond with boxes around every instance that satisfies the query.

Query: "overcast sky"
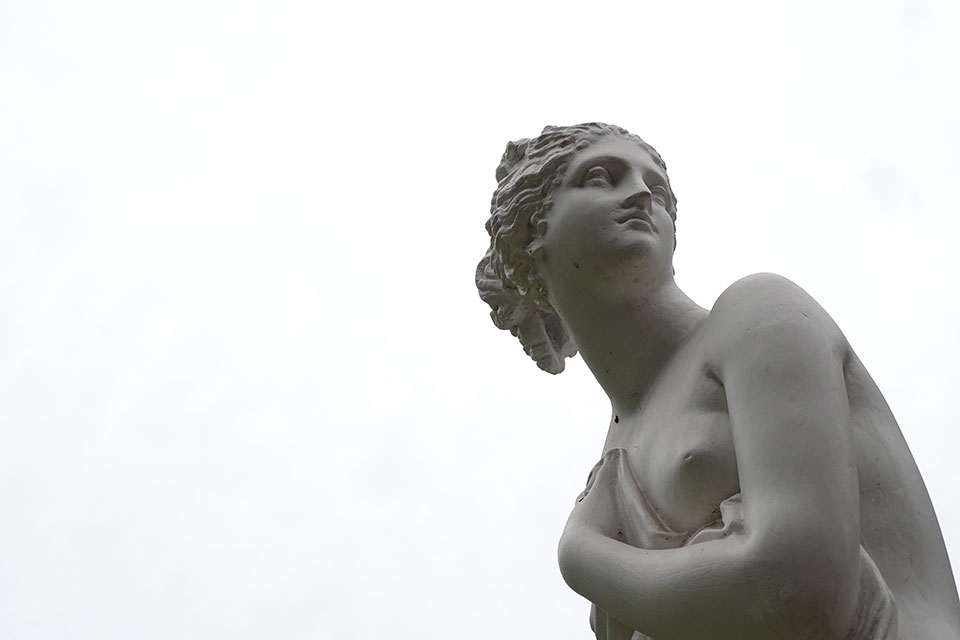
[2,0,959,638]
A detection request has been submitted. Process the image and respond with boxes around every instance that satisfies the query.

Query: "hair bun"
[495,138,530,182]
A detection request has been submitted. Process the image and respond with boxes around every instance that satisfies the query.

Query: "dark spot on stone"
[573,261,580,269]
[614,415,620,423]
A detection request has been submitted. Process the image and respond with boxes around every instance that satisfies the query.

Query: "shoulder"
[701,273,849,368]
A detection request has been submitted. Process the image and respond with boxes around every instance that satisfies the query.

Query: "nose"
[618,174,651,210]
[619,190,651,210]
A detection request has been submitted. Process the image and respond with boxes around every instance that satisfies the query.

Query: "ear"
[528,239,546,267]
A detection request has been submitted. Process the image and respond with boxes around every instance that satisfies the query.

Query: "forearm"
[558,525,855,640]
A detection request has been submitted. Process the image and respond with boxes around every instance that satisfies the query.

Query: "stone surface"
[477,123,960,639]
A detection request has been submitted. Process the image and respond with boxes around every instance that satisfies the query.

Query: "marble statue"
[476,123,960,639]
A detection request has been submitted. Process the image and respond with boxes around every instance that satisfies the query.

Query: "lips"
[613,208,652,226]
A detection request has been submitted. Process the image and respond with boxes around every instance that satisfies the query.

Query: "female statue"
[476,123,960,639]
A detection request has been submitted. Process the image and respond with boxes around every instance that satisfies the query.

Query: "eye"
[651,185,669,204]
[582,165,614,188]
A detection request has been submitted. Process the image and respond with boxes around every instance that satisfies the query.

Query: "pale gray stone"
[477,123,960,639]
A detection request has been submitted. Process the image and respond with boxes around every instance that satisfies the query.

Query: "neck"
[554,277,707,417]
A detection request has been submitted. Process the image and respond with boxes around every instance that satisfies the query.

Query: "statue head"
[476,123,678,374]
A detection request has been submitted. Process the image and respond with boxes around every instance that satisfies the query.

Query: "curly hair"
[476,123,678,374]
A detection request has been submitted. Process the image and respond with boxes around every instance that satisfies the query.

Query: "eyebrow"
[568,153,667,185]
[567,154,626,182]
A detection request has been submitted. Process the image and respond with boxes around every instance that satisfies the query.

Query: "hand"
[564,448,626,542]
[558,449,627,597]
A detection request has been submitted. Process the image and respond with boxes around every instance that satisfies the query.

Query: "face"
[536,136,676,300]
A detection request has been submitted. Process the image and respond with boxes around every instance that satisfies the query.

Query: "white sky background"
[1,0,959,637]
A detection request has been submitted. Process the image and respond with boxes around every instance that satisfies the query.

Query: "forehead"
[562,135,664,183]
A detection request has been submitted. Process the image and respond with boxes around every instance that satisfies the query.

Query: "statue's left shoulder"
[703,272,849,366]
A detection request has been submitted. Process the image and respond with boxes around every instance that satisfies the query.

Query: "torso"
[602,327,739,535]
[599,312,960,638]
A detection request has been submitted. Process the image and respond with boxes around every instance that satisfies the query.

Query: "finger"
[584,457,605,489]
[576,449,625,504]
[594,448,624,484]
[577,458,605,503]
[581,450,625,503]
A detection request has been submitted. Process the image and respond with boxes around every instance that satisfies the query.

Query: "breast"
[630,371,740,535]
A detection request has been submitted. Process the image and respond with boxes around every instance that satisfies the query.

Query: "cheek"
[545,202,616,251]
[543,216,617,269]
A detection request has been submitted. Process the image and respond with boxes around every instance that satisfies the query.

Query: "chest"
[604,367,741,535]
